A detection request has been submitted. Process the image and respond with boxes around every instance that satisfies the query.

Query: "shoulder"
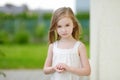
[47,43,54,55]
[48,43,53,49]
[77,41,87,57]
[48,41,57,49]
[78,41,86,51]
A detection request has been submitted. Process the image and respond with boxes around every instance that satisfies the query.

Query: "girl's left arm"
[66,42,91,76]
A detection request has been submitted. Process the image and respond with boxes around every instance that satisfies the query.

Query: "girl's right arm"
[43,44,55,74]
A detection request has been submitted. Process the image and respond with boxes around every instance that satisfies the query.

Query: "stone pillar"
[90,0,120,80]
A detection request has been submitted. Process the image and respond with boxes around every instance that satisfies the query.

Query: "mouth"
[62,33,67,35]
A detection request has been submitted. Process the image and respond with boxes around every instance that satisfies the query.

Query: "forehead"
[57,17,73,25]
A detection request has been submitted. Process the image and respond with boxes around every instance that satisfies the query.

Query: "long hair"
[48,7,82,44]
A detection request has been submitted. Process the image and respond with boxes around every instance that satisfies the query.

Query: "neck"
[60,36,75,42]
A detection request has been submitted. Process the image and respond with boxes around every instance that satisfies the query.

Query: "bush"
[35,23,46,38]
[14,30,30,44]
[80,29,89,45]
[76,12,89,19]
[42,13,52,20]
[0,30,9,44]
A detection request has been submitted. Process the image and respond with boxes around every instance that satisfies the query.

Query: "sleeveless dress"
[51,41,83,80]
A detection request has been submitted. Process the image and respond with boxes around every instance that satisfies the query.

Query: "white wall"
[90,0,120,80]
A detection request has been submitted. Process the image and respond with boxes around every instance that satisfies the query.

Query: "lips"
[62,33,67,35]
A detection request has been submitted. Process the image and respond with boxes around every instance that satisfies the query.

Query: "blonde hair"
[48,7,82,44]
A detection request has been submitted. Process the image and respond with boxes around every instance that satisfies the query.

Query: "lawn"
[0,43,48,69]
[0,43,89,69]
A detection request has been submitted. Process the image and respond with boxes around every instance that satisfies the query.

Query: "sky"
[0,0,76,12]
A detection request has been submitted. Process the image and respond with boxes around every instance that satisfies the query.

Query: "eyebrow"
[58,22,70,25]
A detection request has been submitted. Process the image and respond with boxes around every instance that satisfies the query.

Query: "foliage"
[76,12,89,19]
[0,12,39,19]
[35,23,46,38]
[0,12,89,44]
[14,31,30,44]
[16,12,39,19]
[42,12,52,20]
[0,30,9,44]
[13,23,30,44]
[80,29,89,45]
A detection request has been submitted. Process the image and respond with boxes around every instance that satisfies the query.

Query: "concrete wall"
[90,0,120,80]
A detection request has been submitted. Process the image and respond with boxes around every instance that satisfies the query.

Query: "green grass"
[0,43,90,69]
[0,44,48,69]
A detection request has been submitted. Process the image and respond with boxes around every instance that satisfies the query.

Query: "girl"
[43,7,91,80]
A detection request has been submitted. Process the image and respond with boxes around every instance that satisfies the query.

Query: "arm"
[43,44,55,74]
[59,42,91,76]
[69,42,91,76]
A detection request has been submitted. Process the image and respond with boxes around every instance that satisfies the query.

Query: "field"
[0,44,48,69]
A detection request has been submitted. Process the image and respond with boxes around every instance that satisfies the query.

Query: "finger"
[56,69,64,73]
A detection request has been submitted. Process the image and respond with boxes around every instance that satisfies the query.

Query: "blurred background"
[0,0,89,69]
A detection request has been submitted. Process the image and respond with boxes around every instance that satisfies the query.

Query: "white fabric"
[51,41,83,80]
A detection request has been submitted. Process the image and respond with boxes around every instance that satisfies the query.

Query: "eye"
[57,25,61,28]
[66,24,70,27]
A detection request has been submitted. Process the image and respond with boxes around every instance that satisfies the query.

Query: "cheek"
[68,27,74,33]
[56,29,61,34]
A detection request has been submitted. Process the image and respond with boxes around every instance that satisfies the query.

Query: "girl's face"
[56,17,74,39]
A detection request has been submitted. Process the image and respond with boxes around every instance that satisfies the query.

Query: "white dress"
[51,41,83,80]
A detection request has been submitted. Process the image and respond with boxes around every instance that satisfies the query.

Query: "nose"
[61,27,66,32]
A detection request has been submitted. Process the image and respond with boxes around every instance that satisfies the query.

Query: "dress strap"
[73,41,81,54]
[53,41,58,49]
[74,41,81,48]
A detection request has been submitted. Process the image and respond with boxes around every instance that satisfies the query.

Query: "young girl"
[43,7,91,80]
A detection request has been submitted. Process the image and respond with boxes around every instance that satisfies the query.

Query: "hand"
[54,63,65,73]
[54,63,70,73]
